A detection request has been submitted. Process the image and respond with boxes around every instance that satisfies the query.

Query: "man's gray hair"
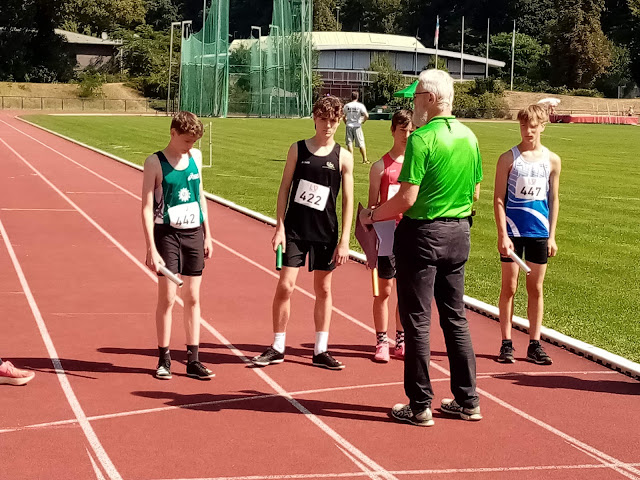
[418,69,454,108]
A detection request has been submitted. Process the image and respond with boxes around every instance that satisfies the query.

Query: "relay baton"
[508,250,532,275]
[276,244,283,270]
[371,268,380,297]
[158,265,184,287]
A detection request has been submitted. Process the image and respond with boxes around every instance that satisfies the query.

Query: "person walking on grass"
[494,104,561,365]
[251,96,354,370]
[360,69,483,426]
[0,358,35,386]
[343,91,369,164]
[141,111,215,380]
[366,109,413,363]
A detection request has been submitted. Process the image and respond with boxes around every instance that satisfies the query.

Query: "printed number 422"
[300,192,321,206]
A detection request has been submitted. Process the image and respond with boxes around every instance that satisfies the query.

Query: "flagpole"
[434,15,439,70]
[460,16,464,80]
[510,20,516,91]
[485,18,490,78]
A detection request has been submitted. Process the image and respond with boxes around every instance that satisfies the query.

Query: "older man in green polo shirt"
[360,69,483,427]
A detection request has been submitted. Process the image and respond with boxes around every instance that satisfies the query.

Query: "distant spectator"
[343,91,369,164]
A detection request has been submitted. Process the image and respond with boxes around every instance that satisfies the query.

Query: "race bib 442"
[294,179,330,211]
[168,202,201,228]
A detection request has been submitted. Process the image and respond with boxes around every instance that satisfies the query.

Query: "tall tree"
[549,0,612,88]
[314,0,339,31]
[0,0,75,82]
[627,0,640,85]
[144,0,179,30]
[60,0,146,34]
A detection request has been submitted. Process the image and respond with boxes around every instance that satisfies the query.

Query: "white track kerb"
[17,116,640,381]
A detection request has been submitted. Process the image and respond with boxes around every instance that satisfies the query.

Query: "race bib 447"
[515,176,547,201]
[294,179,330,211]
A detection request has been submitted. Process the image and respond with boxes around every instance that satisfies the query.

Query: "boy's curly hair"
[312,96,343,120]
[171,111,204,138]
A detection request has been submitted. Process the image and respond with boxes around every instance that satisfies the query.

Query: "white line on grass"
[4,121,639,479]
[0,136,398,480]
[0,213,122,480]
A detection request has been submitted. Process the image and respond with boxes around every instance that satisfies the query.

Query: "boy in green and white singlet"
[141,111,214,380]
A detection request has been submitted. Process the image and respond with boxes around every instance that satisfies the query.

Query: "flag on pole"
[434,15,440,47]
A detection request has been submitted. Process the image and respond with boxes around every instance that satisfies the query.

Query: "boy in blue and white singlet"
[493,104,561,365]
[141,111,215,380]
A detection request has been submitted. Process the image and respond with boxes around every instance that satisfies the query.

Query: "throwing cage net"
[180,0,230,117]
[228,0,312,117]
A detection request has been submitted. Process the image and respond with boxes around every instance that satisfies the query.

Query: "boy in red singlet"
[366,110,413,362]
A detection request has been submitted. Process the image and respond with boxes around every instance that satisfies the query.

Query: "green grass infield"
[23,114,640,364]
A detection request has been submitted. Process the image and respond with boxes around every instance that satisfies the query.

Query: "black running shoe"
[251,347,285,367]
[155,359,172,380]
[497,342,515,363]
[527,342,553,365]
[186,361,215,379]
[312,351,345,370]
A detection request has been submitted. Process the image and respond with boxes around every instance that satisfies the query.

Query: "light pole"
[251,26,262,117]
[167,21,182,115]
[414,29,421,76]
[177,20,192,112]
[336,6,341,31]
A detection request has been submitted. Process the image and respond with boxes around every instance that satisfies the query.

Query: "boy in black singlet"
[141,111,215,380]
[251,96,355,370]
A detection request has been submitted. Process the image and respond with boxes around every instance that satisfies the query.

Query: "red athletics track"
[0,112,639,480]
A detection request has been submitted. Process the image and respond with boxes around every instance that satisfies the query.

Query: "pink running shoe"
[0,361,35,386]
[374,343,390,363]
[393,343,405,360]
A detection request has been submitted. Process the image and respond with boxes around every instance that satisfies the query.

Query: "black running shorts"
[500,237,548,265]
[377,255,396,279]
[154,224,205,276]
[283,237,337,272]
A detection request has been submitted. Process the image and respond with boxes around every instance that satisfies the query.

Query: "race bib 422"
[294,179,330,211]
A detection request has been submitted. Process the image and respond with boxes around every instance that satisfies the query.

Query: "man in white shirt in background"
[343,91,370,164]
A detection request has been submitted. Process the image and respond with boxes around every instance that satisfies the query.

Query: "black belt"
[426,217,469,223]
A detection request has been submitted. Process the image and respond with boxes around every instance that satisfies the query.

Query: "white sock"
[272,332,286,353]
[314,331,329,355]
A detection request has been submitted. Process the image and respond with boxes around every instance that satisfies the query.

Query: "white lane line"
[1,208,76,212]
[336,445,381,480]
[0,137,398,480]
[66,192,124,195]
[0,215,122,480]
[149,462,640,480]
[87,448,107,480]
[0,381,407,434]
[4,125,637,478]
[569,443,638,480]
[1,369,624,434]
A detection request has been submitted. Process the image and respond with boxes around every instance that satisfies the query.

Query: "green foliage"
[144,0,179,30]
[453,81,508,119]
[364,54,409,109]
[489,32,551,85]
[77,67,106,97]
[0,0,75,82]
[60,0,146,35]
[114,25,175,98]
[550,0,612,88]
[470,77,506,96]
[426,57,448,72]
[313,0,339,31]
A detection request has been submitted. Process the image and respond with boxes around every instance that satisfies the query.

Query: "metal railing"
[0,96,171,113]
